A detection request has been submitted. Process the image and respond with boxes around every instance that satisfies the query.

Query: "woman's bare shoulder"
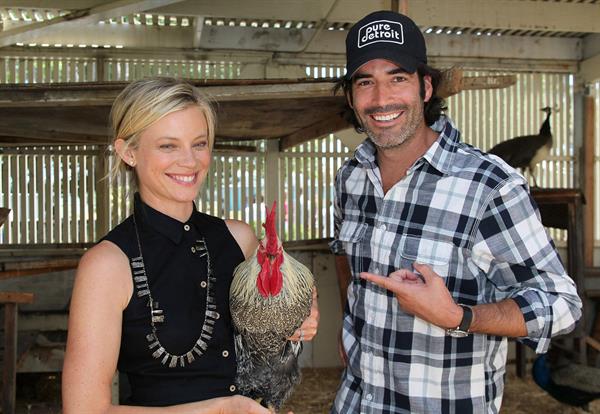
[75,240,132,308]
[224,219,259,259]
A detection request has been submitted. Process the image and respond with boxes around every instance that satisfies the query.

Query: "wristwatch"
[445,304,473,338]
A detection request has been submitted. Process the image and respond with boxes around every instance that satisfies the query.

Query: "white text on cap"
[358,20,404,48]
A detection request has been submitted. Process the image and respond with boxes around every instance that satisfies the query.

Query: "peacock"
[488,106,554,187]
[532,353,600,409]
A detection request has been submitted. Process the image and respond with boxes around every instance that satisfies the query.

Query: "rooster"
[230,201,315,412]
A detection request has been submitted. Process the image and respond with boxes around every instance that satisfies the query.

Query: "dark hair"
[333,64,447,132]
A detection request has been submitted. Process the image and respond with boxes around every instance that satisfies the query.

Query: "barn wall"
[0,55,580,246]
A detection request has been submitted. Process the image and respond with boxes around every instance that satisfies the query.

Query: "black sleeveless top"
[102,194,243,406]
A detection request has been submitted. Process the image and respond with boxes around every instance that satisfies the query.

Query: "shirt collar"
[353,115,460,175]
[133,192,198,244]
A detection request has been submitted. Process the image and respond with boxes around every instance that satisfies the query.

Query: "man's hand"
[288,287,319,342]
[360,262,463,329]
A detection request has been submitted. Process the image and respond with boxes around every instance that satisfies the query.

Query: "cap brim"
[345,48,419,80]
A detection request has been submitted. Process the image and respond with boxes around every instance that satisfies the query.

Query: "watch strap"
[458,304,473,332]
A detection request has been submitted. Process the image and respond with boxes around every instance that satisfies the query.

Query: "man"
[330,10,582,414]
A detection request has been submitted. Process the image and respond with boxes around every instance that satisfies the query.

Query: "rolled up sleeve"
[329,170,346,256]
[472,181,582,354]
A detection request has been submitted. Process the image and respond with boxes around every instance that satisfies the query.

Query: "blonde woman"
[63,78,314,413]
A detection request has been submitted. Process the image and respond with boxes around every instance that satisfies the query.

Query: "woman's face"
[123,105,211,213]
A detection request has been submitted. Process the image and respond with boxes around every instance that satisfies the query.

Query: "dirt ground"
[283,367,600,414]
[12,365,600,413]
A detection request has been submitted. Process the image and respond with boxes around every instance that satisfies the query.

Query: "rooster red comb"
[263,201,279,255]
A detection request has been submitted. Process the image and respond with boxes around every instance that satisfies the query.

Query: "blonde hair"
[109,77,216,182]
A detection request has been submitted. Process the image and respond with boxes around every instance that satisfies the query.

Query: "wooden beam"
[0,81,337,107]
[0,1,97,7]
[2,302,17,414]
[0,292,34,304]
[150,0,600,34]
[280,115,349,150]
[459,75,517,94]
[581,53,600,84]
[213,144,257,153]
[0,128,107,144]
[0,0,187,47]
[0,265,78,279]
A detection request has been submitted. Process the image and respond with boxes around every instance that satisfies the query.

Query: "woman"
[62,78,319,413]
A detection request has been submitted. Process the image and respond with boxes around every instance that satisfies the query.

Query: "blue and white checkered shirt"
[330,116,582,414]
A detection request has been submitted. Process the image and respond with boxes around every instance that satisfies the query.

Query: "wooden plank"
[0,264,78,280]
[0,57,6,84]
[62,154,68,243]
[280,115,350,151]
[18,156,26,244]
[0,80,339,107]
[10,156,17,242]
[86,154,94,241]
[70,153,77,242]
[584,95,595,267]
[53,153,60,242]
[0,292,34,304]
[2,302,17,414]
[27,154,34,243]
[36,154,43,242]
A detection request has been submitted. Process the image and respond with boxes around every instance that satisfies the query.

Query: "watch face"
[446,329,469,338]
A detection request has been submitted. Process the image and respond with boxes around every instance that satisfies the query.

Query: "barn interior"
[0,0,600,413]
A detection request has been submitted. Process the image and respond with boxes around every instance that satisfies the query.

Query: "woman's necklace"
[131,214,220,368]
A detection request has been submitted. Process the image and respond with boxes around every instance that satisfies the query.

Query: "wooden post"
[2,303,17,414]
[584,91,595,267]
[1,292,34,414]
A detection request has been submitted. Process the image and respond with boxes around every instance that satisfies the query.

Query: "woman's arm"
[62,241,269,414]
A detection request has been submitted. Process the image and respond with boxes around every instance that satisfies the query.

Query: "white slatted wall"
[0,146,97,244]
[0,56,581,245]
[446,71,575,189]
[281,137,350,240]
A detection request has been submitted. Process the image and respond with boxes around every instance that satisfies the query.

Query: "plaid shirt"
[330,116,582,414]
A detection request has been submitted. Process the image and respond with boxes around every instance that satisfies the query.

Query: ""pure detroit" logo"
[357,20,404,48]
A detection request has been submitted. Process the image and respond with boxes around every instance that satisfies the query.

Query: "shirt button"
[183,224,190,231]
[191,246,196,253]
[229,385,236,392]
[200,281,207,288]
[222,350,229,357]
[366,393,373,401]
[379,224,386,231]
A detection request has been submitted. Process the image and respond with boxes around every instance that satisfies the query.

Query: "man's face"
[350,59,432,149]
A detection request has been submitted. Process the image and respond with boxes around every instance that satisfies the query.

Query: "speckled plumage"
[230,249,314,411]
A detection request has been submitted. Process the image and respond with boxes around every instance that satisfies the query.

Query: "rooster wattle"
[229,201,315,412]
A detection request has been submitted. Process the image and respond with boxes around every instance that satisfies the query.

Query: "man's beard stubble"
[359,99,425,150]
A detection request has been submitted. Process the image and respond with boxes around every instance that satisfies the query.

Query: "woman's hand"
[288,287,320,342]
[213,395,272,414]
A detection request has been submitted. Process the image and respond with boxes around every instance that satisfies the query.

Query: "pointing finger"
[360,272,403,293]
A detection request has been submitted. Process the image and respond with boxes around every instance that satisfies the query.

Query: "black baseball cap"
[344,10,427,80]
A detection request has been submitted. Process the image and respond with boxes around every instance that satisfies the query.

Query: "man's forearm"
[335,255,352,310]
[469,299,528,337]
